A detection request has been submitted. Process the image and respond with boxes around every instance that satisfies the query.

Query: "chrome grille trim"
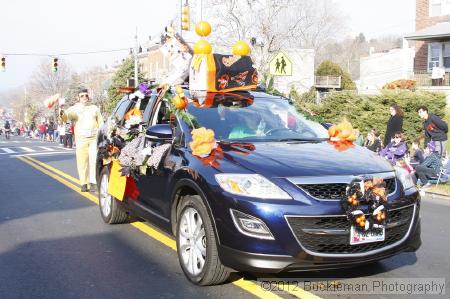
[284,204,416,258]
[287,172,397,201]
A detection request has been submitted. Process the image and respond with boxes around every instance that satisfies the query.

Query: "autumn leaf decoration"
[189,127,217,157]
[342,177,388,232]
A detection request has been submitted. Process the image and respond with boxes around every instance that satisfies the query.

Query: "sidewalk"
[422,190,450,200]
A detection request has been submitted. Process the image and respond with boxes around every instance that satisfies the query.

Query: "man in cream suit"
[60,88,103,192]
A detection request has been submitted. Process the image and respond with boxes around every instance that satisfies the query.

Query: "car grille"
[298,177,396,200]
[286,205,414,255]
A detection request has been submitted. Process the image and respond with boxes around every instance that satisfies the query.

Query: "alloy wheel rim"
[100,174,111,217]
[179,207,206,276]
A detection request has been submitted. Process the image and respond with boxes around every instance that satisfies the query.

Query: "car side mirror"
[146,124,173,141]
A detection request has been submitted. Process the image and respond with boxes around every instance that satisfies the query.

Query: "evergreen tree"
[316,60,356,90]
[107,58,144,113]
[64,73,85,107]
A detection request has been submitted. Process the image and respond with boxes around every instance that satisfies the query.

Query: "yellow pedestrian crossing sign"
[269,51,292,76]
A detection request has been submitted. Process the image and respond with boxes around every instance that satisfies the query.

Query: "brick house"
[405,0,450,85]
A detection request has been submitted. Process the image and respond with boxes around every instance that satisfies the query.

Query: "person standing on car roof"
[418,105,448,158]
[60,88,103,192]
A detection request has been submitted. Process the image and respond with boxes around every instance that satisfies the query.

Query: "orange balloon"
[195,21,211,37]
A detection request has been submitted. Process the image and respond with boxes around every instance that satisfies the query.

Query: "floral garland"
[342,177,388,232]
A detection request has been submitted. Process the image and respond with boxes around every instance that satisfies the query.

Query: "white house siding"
[359,47,415,91]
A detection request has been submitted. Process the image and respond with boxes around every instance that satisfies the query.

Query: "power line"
[2,48,130,57]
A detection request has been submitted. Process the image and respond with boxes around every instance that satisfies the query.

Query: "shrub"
[292,90,447,143]
[382,79,416,91]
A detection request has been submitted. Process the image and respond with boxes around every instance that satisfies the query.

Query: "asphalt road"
[1,136,449,299]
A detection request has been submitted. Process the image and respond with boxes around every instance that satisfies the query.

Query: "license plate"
[350,226,385,245]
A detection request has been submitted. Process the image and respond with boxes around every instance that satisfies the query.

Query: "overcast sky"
[0,0,415,93]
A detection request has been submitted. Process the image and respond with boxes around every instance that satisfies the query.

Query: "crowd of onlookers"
[354,104,448,189]
[11,121,75,148]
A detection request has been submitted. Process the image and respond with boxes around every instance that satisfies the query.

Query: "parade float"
[94,20,391,236]
[98,21,259,201]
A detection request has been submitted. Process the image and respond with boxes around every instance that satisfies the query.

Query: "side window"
[115,98,131,121]
[143,95,157,124]
[151,100,171,125]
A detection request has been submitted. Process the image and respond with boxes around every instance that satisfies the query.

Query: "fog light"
[230,209,274,240]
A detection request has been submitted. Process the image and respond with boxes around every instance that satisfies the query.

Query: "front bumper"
[208,180,421,273]
[218,216,421,273]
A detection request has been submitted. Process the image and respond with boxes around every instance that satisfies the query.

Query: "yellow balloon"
[232,41,251,56]
[195,21,212,37]
[194,40,212,54]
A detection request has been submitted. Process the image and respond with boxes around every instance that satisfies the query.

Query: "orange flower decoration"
[328,140,354,152]
[189,127,216,157]
[124,107,143,121]
[328,119,357,142]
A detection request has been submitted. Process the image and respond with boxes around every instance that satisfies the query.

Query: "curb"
[422,191,450,200]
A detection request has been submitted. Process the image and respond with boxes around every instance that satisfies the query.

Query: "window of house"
[444,43,450,68]
[429,43,441,70]
[430,0,450,16]
[430,0,443,17]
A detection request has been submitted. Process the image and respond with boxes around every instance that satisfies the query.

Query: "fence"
[413,70,450,86]
[315,76,341,89]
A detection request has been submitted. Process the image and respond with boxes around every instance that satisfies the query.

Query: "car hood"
[218,141,393,177]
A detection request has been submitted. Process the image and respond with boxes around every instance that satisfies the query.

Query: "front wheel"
[176,195,230,285]
[98,166,128,224]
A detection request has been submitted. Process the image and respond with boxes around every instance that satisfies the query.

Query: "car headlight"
[394,166,416,191]
[214,174,292,199]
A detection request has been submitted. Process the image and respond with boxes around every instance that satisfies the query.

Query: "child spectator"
[415,141,441,188]
[364,128,382,153]
[380,132,407,165]
[411,139,424,165]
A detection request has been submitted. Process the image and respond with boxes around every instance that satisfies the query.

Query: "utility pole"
[180,0,184,38]
[134,26,139,87]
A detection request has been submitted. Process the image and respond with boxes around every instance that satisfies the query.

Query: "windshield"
[187,94,328,142]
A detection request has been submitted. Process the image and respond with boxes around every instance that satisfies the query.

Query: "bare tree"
[27,58,72,101]
[203,0,347,73]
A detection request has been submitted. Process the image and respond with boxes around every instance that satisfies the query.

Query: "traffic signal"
[1,55,5,72]
[181,4,190,31]
[52,57,58,72]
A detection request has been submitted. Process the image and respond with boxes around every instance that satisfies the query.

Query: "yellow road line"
[283,286,322,299]
[130,221,177,251]
[17,155,320,299]
[18,156,98,205]
[26,155,81,185]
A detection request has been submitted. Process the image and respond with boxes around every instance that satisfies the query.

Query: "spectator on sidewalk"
[415,141,441,188]
[38,122,46,141]
[354,128,364,146]
[417,105,448,158]
[57,122,65,145]
[63,122,73,148]
[384,103,404,147]
[411,139,424,165]
[364,128,382,153]
[48,121,55,142]
[380,132,407,165]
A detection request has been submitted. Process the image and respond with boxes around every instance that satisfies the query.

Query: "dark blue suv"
[96,90,421,286]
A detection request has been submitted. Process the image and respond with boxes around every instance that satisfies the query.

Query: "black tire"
[98,166,128,224]
[176,195,230,286]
